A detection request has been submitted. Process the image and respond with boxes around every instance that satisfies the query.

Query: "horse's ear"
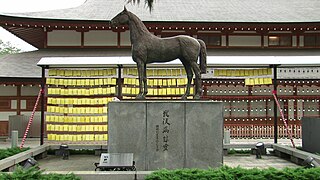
[124,6,127,12]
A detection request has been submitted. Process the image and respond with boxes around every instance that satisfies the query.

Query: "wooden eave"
[1,14,320,49]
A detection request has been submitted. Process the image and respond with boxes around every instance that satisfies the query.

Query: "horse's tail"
[197,39,207,74]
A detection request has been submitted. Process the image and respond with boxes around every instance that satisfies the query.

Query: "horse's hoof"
[194,94,201,99]
[181,95,188,100]
[135,95,146,100]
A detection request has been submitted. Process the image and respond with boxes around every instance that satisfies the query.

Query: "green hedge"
[227,149,251,155]
[0,147,30,160]
[47,149,95,155]
[0,166,80,180]
[145,166,320,180]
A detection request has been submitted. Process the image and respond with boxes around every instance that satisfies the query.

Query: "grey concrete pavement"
[0,138,302,172]
[39,155,99,171]
[224,154,300,169]
[38,153,300,171]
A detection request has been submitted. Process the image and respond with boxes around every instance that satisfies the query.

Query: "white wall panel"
[303,101,319,117]
[21,86,40,96]
[297,85,320,95]
[0,112,16,120]
[297,100,303,120]
[278,68,320,79]
[250,101,266,117]
[278,86,294,96]
[0,86,17,96]
[21,100,26,109]
[230,101,248,117]
[120,31,131,46]
[229,36,261,46]
[21,112,40,116]
[11,100,17,109]
[292,36,297,46]
[268,31,291,33]
[84,30,117,46]
[47,30,81,46]
[288,100,294,120]
[233,31,255,33]
[252,86,272,96]
[221,35,226,46]
[300,36,304,47]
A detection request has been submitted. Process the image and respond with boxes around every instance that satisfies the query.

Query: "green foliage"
[145,166,320,180]
[228,149,251,155]
[47,149,95,155]
[0,147,30,160]
[0,39,21,56]
[0,166,43,180]
[68,149,95,155]
[0,166,80,180]
[127,0,155,11]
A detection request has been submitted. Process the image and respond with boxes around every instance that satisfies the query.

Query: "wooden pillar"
[81,31,84,48]
[17,85,21,115]
[293,85,298,121]
[40,66,46,145]
[117,31,121,48]
[248,86,252,118]
[261,35,264,48]
[43,28,48,48]
[117,65,123,100]
[273,65,278,143]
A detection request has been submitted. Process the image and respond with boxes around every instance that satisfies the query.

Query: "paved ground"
[224,155,299,169]
[38,154,299,171]
[0,138,302,171]
[39,155,99,171]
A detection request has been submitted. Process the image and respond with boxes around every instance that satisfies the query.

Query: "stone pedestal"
[302,117,320,153]
[108,101,223,170]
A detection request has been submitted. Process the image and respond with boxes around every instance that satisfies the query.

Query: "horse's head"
[110,6,130,27]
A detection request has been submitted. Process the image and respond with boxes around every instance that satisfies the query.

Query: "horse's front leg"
[136,61,145,99]
[142,63,148,96]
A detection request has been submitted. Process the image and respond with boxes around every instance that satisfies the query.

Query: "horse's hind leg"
[136,61,146,99]
[181,60,193,100]
[189,61,201,99]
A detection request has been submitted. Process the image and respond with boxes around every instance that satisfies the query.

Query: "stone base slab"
[108,101,224,170]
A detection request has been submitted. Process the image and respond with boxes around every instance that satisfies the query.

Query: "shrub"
[145,166,320,180]
[0,147,30,160]
[0,166,80,180]
[47,149,95,155]
[228,149,251,155]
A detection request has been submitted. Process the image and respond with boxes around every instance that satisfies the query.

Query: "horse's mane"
[127,11,151,36]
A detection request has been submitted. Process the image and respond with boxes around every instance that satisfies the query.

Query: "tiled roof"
[0,49,131,78]
[1,48,320,78]
[1,0,320,23]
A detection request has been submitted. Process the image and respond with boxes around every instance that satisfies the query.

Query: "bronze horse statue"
[110,7,207,99]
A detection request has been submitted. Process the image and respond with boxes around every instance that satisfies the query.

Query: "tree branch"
[126,0,155,11]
